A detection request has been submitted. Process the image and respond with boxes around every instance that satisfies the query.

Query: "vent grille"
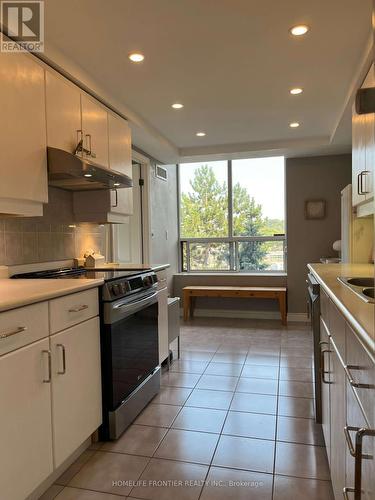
[155,165,168,181]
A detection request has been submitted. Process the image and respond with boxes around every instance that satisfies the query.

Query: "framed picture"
[305,199,326,220]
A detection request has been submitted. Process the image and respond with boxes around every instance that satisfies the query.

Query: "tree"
[180,165,268,270]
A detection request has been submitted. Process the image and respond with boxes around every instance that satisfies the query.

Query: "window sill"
[174,272,287,277]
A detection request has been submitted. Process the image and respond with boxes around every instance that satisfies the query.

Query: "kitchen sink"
[338,277,375,304]
[363,287,375,299]
[346,277,374,287]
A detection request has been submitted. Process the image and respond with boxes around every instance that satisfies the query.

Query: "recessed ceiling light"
[128,52,144,62]
[113,182,120,187]
[289,122,300,128]
[84,173,92,177]
[172,103,184,109]
[196,132,206,137]
[290,87,303,95]
[289,25,309,36]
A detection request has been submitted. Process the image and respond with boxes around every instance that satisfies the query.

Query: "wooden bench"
[183,286,287,325]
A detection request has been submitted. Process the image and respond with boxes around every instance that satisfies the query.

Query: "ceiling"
[43,0,373,162]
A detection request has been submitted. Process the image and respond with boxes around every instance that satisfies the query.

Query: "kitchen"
[0,1,374,500]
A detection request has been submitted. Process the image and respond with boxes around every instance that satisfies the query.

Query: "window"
[179,157,286,272]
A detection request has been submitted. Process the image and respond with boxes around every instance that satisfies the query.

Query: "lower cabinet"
[320,318,331,463]
[158,286,169,365]
[51,317,102,467]
[330,339,347,499]
[0,338,53,500]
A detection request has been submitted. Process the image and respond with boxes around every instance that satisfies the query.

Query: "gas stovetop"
[11,267,158,301]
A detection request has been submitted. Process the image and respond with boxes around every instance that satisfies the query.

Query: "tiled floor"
[40,318,334,500]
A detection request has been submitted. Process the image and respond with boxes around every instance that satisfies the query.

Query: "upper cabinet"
[352,64,375,215]
[45,71,82,154]
[81,94,109,168]
[0,51,48,216]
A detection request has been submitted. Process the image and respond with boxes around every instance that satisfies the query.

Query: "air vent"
[155,165,168,181]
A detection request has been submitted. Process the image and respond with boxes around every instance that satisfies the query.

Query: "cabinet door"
[81,94,109,167]
[0,52,47,209]
[364,111,374,201]
[320,318,331,462]
[108,113,133,215]
[330,340,347,500]
[0,338,53,500]
[45,71,82,154]
[352,108,366,207]
[158,286,169,364]
[51,317,102,467]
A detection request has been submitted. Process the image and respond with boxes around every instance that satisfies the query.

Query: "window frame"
[178,158,287,274]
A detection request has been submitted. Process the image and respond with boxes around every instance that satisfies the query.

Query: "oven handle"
[113,291,159,313]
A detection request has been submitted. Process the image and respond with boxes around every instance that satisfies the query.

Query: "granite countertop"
[308,263,374,358]
[0,278,104,313]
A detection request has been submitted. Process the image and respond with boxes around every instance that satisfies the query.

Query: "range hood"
[47,147,133,191]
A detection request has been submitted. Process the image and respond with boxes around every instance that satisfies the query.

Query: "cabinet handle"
[343,428,375,500]
[0,325,27,340]
[42,349,52,383]
[320,348,332,384]
[68,304,89,313]
[84,134,96,158]
[344,426,373,459]
[357,171,371,195]
[56,344,66,375]
[77,129,83,144]
[112,189,118,208]
[344,364,373,389]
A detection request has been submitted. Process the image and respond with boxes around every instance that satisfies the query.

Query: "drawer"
[346,322,375,428]
[329,300,346,361]
[320,288,330,327]
[49,288,99,334]
[0,302,49,356]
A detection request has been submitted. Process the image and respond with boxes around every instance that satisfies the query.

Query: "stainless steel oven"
[307,272,322,423]
[100,272,161,440]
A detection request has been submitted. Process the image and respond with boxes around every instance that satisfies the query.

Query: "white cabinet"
[352,64,375,213]
[45,71,82,154]
[0,338,53,500]
[50,317,102,467]
[0,51,48,216]
[81,94,109,167]
[158,282,169,365]
[73,113,133,222]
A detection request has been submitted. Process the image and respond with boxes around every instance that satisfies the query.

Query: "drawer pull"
[42,349,52,383]
[56,344,66,375]
[0,326,27,340]
[344,364,372,389]
[342,487,355,500]
[320,344,332,385]
[68,304,89,313]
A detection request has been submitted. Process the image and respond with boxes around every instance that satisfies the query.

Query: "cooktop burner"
[11,267,146,281]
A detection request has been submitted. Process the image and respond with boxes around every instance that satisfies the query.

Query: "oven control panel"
[103,272,158,301]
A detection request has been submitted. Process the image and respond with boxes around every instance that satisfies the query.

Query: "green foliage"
[180,165,284,271]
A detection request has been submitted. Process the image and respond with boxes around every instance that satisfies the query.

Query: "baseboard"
[179,308,308,323]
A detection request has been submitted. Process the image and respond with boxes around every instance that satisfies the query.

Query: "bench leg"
[183,292,190,321]
[278,293,287,326]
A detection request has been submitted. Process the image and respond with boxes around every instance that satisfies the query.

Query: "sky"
[179,156,285,220]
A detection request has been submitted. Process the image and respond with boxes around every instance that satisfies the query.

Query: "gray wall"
[149,164,179,290]
[172,154,352,315]
[286,154,351,312]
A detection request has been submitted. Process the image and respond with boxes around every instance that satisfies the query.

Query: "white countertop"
[308,263,374,358]
[0,278,104,313]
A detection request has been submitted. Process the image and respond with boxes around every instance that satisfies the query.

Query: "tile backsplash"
[0,187,107,266]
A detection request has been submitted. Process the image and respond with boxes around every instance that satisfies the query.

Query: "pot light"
[290,25,309,36]
[289,122,300,128]
[84,173,92,177]
[128,52,144,63]
[196,132,206,137]
[172,103,184,109]
[290,87,303,95]
[113,182,120,187]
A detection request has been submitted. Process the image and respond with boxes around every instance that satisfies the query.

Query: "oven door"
[102,290,159,411]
